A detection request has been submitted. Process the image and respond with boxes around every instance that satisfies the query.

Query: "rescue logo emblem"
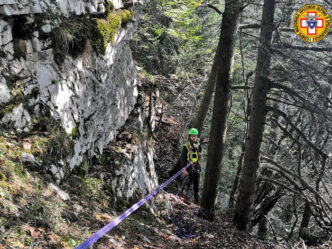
[293,4,331,42]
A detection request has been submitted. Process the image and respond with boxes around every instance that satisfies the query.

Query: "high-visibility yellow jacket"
[180,139,201,172]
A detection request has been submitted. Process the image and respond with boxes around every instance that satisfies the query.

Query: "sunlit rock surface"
[0,0,161,200]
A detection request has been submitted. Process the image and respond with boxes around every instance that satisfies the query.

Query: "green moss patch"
[53,7,135,63]
[0,90,26,120]
[92,12,122,54]
[105,0,115,15]
[120,9,135,26]
[70,126,78,139]
[0,104,19,119]
[0,80,35,123]
[42,123,74,176]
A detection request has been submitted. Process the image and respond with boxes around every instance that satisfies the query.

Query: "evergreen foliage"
[131,0,222,76]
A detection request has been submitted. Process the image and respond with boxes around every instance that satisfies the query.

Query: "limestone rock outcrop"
[0,0,160,201]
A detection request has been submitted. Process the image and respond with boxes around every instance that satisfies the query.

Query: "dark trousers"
[187,170,200,199]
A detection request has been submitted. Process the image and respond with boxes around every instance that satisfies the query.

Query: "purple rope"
[167,211,202,239]
[75,162,192,249]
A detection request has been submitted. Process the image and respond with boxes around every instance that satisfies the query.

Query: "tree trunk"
[193,57,217,133]
[228,48,251,209]
[299,202,322,245]
[300,202,311,236]
[234,0,276,230]
[228,141,245,209]
[251,189,282,227]
[198,0,241,220]
[258,216,268,240]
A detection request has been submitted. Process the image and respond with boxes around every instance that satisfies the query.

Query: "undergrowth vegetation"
[0,131,78,247]
[0,134,116,247]
[0,126,158,248]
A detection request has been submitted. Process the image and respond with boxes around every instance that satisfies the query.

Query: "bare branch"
[322,0,332,6]
[199,4,223,15]
[259,175,330,225]
[273,44,332,52]
[259,176,301,197]
[239,25,332,35]
[268,82,329,119]
[232,85,253,90]
[261,157,332,218]
[267,106,329,160]
[239,23,261,29]
[286,194,299,241]
[272,49,328,77]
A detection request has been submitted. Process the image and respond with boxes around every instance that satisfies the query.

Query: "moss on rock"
[43,122,74,166]
[120,9,135,26]
[0,85,26,120]
[105,0,115,15]
[92,12,122,54]
[0,104,19,119]
[70,126,78,139]
[53,6,135,62]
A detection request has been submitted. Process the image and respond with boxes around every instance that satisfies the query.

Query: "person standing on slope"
[178,128,202,204]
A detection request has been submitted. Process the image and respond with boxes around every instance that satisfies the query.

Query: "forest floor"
[0,130,279,249]
[1,76,331,248]
[94,192,280,249]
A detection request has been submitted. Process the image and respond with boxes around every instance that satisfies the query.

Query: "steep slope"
[0,76,276,248]
[0,0,164,247]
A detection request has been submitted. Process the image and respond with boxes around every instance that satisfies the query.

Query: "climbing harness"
[184,139,200,163]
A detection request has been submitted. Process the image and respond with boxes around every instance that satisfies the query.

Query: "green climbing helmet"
[188,128,199,135]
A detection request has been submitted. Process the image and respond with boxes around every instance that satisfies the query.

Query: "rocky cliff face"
[0,0,159,200]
